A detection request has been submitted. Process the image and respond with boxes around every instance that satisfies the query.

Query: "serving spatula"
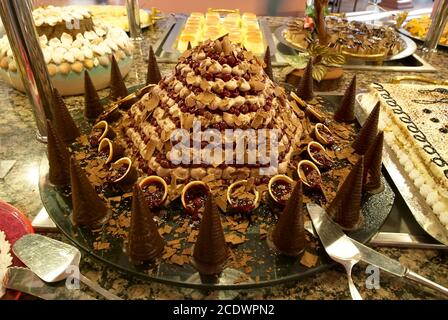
[307,203,363,300]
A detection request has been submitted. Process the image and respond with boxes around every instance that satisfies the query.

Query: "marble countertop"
[1,16,447,300]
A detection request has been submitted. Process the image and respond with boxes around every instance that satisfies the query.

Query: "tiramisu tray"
[358,83,448,245]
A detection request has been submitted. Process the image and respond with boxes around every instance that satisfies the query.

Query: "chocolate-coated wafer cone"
[109,55,128,101]
[84,71,104,120]
[146,45,162,85]
[70,157,109,227]
[127,185,165,264]
[296,59,314,101]
[191,194,228,276]
[264,46,274,82]
[51,88,80,144]
[47,120,70,186]
[363,131,384,192]
[327,157,364,230]
[334,75,356,123]
[187,42,192,50]
[352,102,380,155]
[268,181,306,256]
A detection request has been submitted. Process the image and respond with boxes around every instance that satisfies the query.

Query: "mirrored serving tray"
[38,94,394,290]
[271,26,435,72]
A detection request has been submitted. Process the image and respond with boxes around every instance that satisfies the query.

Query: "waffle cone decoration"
[191,194,229,276]
[146,45,162,85]
[47,120,70,186]
[334,75,356,123]
[84,71,104,120]
[327,157,364,230]
[268,181,306,256]
[352,102,380,155]
[70,157,109,227]
[127,185,165,264]
[296,59,313,101]
[363,131,384,193]
[264,46,274,82]
[51,88,80,144]
[109,55,128,101]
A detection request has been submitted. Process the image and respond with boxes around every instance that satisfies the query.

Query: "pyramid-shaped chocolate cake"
[327,157,364,230]
[84,70,104,120]
[118,37,303,185]
[70,157,109,227]
[268,181,307,256]
[352,102,380,155]
[334,75,356,123]
[127,185,165,264]
[191,195,228,276]
[51,88,80,144]
[47,120,71,186]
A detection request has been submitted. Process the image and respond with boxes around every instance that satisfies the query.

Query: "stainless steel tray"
[154,15,277,63]
[356,93,448,246]
[274,24,417,62]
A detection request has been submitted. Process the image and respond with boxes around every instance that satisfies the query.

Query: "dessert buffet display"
[359,83,448,244]
[39,36,394,288]
[72,5,160,32]
[176,11,266,54]
[0,6,133,96]
[401,15,448,47]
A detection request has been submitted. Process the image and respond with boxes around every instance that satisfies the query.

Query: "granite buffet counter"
[0,17,447,300]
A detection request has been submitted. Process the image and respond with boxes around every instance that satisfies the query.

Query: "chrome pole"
[126,0,142,41]
[422,0,448,56]
[0,0,54,142]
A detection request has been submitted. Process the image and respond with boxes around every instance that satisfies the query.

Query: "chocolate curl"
[327,157,364,230]
[84,70,104,120]
[146,45,162,85]
[363,131,384,192]
[47,120,70,186]
[352,102,381,155]
[51,88,80,144]
[109,55,128,101]
[127,185,165,264]
[70,157,109,227]
[268,181,307,256]
[191,194,229,276]
[334,75,356,123]
[264,46,274,82]
[296,59,314,101]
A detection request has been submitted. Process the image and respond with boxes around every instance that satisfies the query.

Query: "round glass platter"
[39,94,395,290]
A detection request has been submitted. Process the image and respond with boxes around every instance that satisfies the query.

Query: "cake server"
[307,203,363,300]
[307,203,448,297]
[351,240,448,297]
[12,234,123,300]
[4,267,96,300]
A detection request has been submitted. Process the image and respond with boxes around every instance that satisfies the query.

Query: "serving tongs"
[98,84,156,122]
[290,92,331,125]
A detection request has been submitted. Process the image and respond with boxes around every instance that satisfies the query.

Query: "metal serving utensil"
[13,234,122,300]
[307,203,363,300]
